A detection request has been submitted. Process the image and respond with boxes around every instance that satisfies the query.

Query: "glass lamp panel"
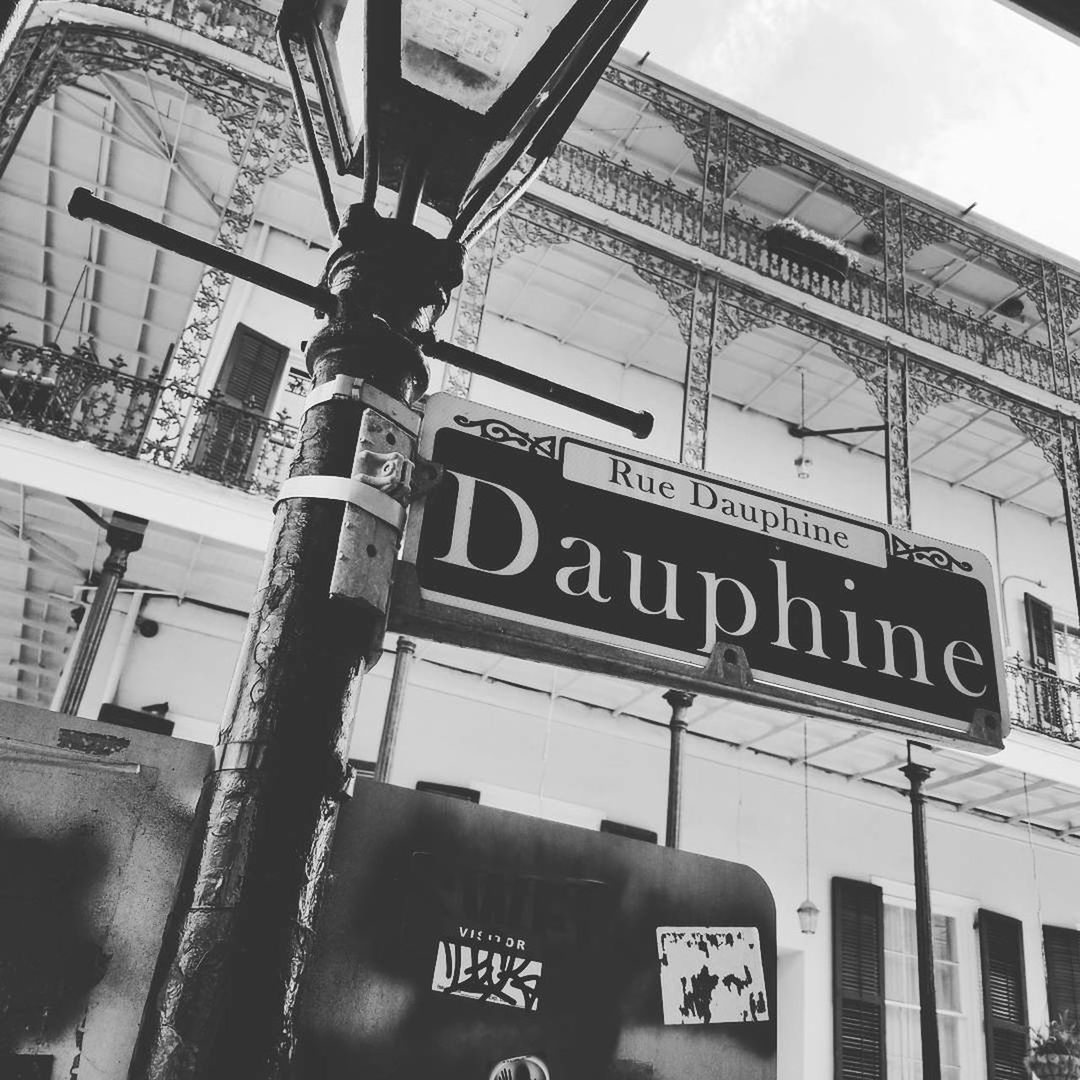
[400,0,576,113]
[314,0,366,147]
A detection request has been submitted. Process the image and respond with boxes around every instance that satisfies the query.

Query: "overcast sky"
[621,0,1080,263]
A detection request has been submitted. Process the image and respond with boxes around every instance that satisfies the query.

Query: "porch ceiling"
[484,236,1063,522]
[0,478,263,708]
[399,635,1080,846]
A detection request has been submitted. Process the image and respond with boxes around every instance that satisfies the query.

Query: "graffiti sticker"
[432,929,543,1011]
[655,927,769,1024]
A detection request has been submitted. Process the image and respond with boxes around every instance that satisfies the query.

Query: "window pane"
[885,905,965,1080]
[936,962,961,1012]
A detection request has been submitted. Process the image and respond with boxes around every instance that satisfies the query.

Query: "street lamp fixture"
[280,0,645,240]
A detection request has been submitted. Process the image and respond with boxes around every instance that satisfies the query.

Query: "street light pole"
[663,689,695,848]
[901,744,942,1080]
[128,205,463,1079]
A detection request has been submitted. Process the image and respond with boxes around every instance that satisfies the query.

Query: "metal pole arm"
[417,333,654,440]
[66,188,655,438]
[68,187,335,313]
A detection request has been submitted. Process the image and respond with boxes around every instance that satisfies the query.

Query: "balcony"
[1005,657,1080,744]
[0,332,295,496]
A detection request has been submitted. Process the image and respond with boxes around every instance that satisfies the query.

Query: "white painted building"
[2,3,1080,1077]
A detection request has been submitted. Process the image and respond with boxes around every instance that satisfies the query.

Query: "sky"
[620,0,1080,263]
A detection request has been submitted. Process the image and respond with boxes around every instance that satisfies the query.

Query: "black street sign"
[392,395,1008,750]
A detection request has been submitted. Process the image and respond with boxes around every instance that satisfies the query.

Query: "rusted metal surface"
[127,206,463,1079]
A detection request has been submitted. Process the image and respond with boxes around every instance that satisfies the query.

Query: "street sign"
[297,780,777,1079]
[392,395,1008,750]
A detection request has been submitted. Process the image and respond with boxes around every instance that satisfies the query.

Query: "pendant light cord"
[803,718,811,896]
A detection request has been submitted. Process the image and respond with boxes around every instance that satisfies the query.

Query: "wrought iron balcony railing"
[0,332,296,496]
[1005,657,1080,744]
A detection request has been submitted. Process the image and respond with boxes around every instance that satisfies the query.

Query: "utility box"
[298,780,777,1079]
[0,701,211,1078]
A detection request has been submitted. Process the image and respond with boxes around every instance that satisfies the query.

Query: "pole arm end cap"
[631,410,654,440]
[68,187,94,220]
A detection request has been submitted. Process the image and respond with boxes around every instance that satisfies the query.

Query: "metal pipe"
[901,747,942,1080]
[663,689,694,848]
[98,590,145,708]
[790,424,887,439]
[418,334,654,439]
[59,514,146,716]
[277,25,340,236]
[67,188,334,313]
[374,638,416,783]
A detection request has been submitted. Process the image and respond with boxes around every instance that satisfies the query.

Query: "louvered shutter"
[220,325,288,411]
[978,910,1028,1079]
[832,877,885,1080]
[1025,594,1057,672]
[194,326,289,483]
[1024,593,1064,731]
[1044,925,1080,1024]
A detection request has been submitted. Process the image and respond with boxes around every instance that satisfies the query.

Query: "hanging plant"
[1028,1018,1080,1079]
[764,218,858,285]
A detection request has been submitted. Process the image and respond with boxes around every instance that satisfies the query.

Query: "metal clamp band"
[303,375,421,436]
[274,475,407,532]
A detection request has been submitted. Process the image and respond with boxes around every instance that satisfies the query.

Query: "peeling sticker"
[57,730,130,757]
[656,927,768,1024]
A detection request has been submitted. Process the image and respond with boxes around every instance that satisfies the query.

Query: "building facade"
[2,2,1080,1077]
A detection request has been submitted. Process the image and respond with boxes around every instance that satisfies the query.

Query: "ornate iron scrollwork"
[453,415,558,459]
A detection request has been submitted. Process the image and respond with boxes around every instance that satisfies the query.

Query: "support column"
[663,689,694,849]
[1057,417,1080,631]
[882,190,908,333]
[58,511,147,716]
[373,638,416,784]
[681,271,718,470]
[0,24,63,180]
[901,745,941,1080]
[1043,264,1076,402]
[141,91,291,468]
[441,216,501,398]
[885,344,912,529]
[699,108,727,254]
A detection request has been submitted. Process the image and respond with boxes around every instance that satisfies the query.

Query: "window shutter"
[1025,593,1057,672]
[1044,925,1080,1024]
[599,820,658,844]
[415,781,480,803]
[978,910,1028,1079]
[832,877,885,1080]
[219,325,289,412]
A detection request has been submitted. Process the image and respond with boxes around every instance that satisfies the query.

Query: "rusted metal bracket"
[969,708,1001,744]
[409,458,444,500]
[700,641,754,689]
[302,373,421,437]
[274,475,407,533]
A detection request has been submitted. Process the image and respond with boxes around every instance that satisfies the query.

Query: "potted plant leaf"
[764,217,856,285]
[1028,1017,1080,1079]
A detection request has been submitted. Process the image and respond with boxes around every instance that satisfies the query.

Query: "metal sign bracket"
[701,642,754,689]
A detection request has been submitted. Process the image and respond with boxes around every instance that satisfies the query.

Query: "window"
[884,905,966,1080]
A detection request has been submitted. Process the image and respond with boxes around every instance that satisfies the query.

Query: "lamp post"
[122,2,647,1076]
